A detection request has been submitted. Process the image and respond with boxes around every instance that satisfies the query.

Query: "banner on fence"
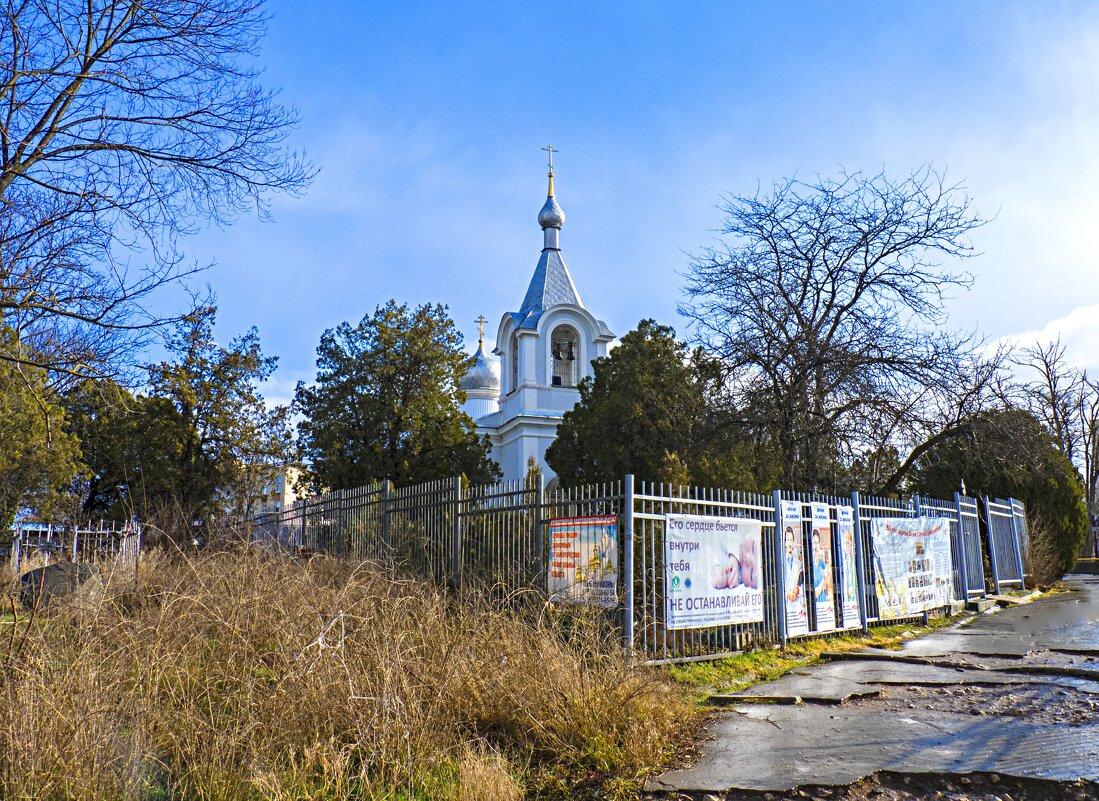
[665,514,764,630]
[871,517,954,619]
[836,506,861,628]
[548,516,619,608]
[779,501,810,636]
[809,503,836,632]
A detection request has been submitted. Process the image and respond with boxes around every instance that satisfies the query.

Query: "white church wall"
[492,414,563,483]
[463,394,498,420]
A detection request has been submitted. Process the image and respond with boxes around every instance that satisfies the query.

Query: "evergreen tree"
[64,380,187,521]
[0,329,81,527]
[296,301,498,490]
[143,309,293,527]
[546,320,778,489]
[909,407,1088,579]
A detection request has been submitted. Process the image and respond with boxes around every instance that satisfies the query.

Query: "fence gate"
[983,497,1026,593]
[956,495,987,600]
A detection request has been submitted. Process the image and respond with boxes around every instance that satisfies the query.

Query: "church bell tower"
[461,147,614,483]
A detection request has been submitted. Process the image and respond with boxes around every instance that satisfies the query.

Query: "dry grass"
[1024,514,1067,588]
[0,549,688,800]
[0,563,14,598]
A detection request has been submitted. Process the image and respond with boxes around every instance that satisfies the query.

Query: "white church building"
[460,155,614,484]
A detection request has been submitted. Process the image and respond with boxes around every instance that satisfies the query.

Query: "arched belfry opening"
[550,324,579,387]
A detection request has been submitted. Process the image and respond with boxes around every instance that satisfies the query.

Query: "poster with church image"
[548,516,619,608]
[809,502,836,632]
[870,517,954,619]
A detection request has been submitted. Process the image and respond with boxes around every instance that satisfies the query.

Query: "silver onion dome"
[538,194,565,229]
[460,345,499,392]
[538,168,565,231]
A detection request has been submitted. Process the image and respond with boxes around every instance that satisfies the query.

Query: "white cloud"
[990,303,1099,373]
[258,372,309,410]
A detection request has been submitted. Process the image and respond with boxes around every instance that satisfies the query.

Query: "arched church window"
[550,325,579,387]
[510,332,519,393]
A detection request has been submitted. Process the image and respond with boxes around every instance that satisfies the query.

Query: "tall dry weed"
[0,549,689,799]
[0,562,14,597]
[1024,514,1068,588]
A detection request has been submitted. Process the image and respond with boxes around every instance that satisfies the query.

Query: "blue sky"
[179,2,1099,403]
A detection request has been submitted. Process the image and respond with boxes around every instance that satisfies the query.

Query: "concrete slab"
[708,693,804,705]
[723,657,1099,705]
[968,597,998,612]
[648,701,1099,792]
[648,576,1099,795]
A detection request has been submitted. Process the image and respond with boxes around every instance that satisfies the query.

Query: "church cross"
[541,144,556,171]
[475,315,487,345]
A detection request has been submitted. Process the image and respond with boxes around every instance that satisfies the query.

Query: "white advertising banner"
[547,516,619,608]
[809,502,836,632]
[870,517,955,620]
[836,506,861,629]
[665,514,765,630]
[778,500,810,637]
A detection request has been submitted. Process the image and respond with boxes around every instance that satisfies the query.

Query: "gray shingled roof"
[518,249,582,323]
[509,248,614,337]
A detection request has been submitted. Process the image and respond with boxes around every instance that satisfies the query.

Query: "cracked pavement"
[647,575,1099,796]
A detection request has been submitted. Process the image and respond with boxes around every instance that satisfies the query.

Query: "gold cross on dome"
[541,144,556,171]
[475,315,487,345]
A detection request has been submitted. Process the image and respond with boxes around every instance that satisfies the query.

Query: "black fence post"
[534,474,545,587]
[451,475,463,589]
[382,480,392,557]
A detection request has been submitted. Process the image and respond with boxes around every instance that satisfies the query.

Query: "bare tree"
[681,167,989,491]
[1080,377,1099,537]
[1014,339,1099,519]
[868,343,1009,495]
[0,0,313,380]
[1016,339,1083,458]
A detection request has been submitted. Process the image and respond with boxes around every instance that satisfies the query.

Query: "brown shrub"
[0,549,690,799]
[1025,513,1069,588]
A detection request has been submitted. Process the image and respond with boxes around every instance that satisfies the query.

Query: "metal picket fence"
[984,496,1027,592]
[251,477,624,598]
[251,473,1030,664]
[5,520,143,573]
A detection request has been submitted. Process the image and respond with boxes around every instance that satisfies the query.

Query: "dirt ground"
[659,771,1099,800]
[871,681,1099,726]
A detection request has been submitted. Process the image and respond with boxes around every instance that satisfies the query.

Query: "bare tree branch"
[681,167,989,491]
[0,0,314,380]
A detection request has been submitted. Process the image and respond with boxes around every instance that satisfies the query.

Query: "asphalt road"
[648,576,1099,798]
